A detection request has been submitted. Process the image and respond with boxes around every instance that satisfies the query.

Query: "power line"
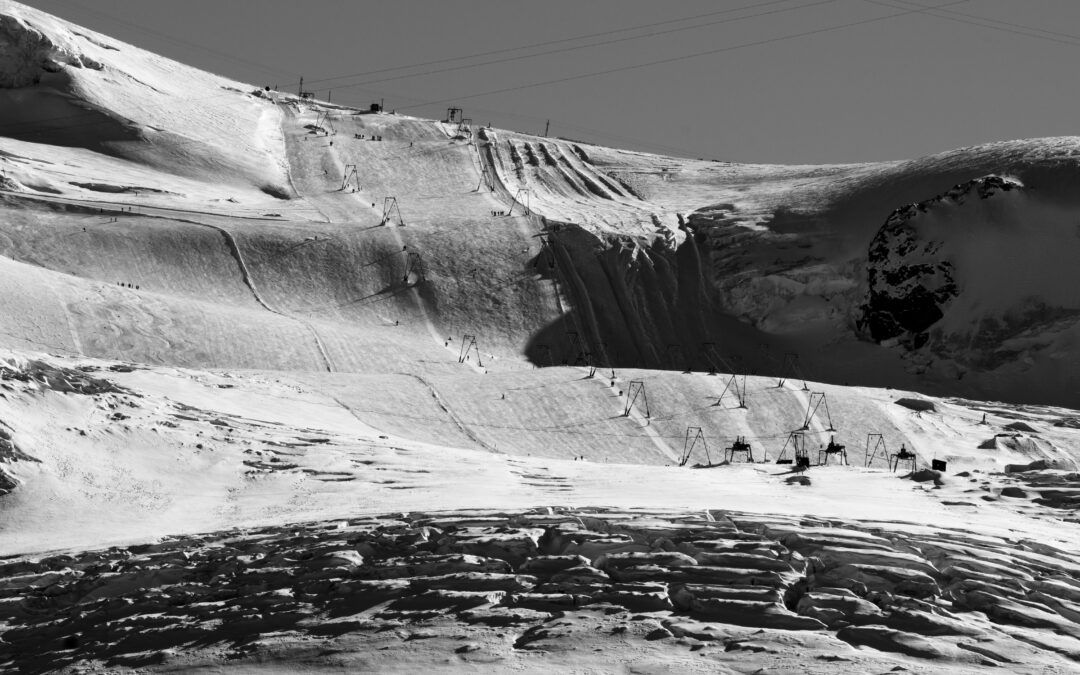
[0,0,964,159]
[862,0,1080,48]
[308,0,843,97]
[393,0,974,114]
[0,0,836,141]
[295,0,812,90]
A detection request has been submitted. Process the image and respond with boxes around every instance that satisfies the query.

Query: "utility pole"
[298,77,303,98]
[544,120,550,137]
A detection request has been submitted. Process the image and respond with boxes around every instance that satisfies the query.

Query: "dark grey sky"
[22,0,1080,163]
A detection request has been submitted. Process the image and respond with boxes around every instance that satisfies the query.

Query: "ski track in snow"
[3,3,1080,670]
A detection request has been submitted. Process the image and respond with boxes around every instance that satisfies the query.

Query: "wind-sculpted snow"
[3,507,1080,672]
[0,10,102,88]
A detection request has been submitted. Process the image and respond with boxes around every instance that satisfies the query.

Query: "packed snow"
[2,2,1080,672]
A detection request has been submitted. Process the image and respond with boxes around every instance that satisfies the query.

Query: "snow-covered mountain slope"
[0,0,290,198]
[2,348,1080,556]
[3,0,1080,406]
[3,3,1080,671]
[857,174,1080,405]
[2,351,1080,672]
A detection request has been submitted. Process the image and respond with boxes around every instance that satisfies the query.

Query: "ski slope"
[3,3,1080,671]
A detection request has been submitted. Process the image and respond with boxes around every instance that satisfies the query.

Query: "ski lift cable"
[310,0,844,95]
[0,0,826,137]
[0,330,847,446]
[0,0,957,139]
[862,0,1080,48]
[295,0,809,89]
[392,0,973,114]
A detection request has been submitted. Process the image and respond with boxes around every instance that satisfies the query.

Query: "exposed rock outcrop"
[857,175,1022,345]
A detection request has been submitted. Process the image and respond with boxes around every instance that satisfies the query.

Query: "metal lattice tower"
[776,431,808,465]
[403,252,425,284]
[566,331,589,366]
[458,334,482,366]
[864,433,889,468]
[509,188,531,216]
[340,164,359,191]
[801,392,836,432]
[777,352,809,390]
[680,427,709,467]
[381,197,405,226]
[315,110,335,135]
[700,342,741,376]
[714,373,747,409]
[623,380,649,418]
[597,341,616,380]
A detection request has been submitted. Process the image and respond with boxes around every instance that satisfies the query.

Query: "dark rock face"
[857,175,1022,344]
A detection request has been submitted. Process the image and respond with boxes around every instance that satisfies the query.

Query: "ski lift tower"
[714,373,747,409]
[340,164,359,191]
[509,188,531,216]
[623,381,649,418]
[778,352,809,390]
[459,334,483,366]
[679,427,710,467]
[402,251,425,284]
[566,331,588,366]
[381,197,405,226]
[801,392,836,432]
[864,433,889,468]
[776,431,809,467]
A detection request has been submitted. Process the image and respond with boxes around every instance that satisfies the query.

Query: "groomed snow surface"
[2,1,1080,672]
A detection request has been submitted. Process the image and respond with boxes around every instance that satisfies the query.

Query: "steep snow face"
[0,11,102,88]
[0,0,290,196]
